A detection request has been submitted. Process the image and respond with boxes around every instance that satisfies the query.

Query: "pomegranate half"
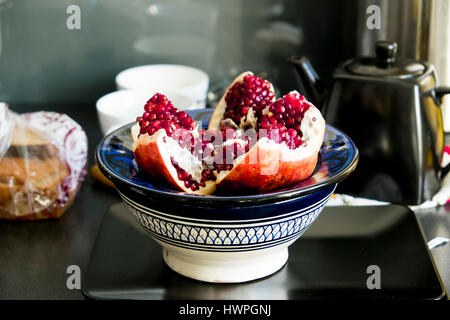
[208,72,325,192]
[132,93,217,195]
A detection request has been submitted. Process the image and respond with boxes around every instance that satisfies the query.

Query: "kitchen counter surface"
[0,105,449,300]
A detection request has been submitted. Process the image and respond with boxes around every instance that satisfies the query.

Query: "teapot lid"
[346,41,426,78]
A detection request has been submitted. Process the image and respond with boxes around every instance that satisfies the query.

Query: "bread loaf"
[0,126,74,220]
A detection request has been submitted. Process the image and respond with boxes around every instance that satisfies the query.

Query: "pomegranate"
[132,93,217,195]
[208,72,325,192]
[132,72,325,195]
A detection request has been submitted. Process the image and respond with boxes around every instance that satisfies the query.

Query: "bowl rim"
[96,119,358,205]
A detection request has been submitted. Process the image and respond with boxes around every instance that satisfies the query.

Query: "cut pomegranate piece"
[132,93,216,195]
[209,71,275,131]
[208,73,325,193]
[133,130,217,195]
[223,74,275,125]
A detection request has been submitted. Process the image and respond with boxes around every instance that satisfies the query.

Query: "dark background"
[0,0,358,109]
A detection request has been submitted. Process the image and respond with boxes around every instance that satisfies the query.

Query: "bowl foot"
[162,246,289,283]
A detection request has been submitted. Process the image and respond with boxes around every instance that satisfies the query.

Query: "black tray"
[83,203,445,300]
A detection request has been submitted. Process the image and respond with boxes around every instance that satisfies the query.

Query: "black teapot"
[290,41,450,205]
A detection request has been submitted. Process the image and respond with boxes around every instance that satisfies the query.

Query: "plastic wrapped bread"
[0,104,87,220]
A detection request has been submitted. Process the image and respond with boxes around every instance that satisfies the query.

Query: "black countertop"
[0,104,119,299]
[0,105,449,300]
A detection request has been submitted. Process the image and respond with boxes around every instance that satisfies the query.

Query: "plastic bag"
[0,103,87,220]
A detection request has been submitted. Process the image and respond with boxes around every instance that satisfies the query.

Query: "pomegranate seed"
[286,118,295,126]
[180,117,193,129]
[276,105,285,114]
[139,120,149,127]
[287,128,297,137]
[178,111,188,120]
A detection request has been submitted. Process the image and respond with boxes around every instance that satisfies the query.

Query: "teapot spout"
[288,55,327,109]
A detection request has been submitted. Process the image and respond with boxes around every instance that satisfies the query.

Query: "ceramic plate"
[96,109,358,205]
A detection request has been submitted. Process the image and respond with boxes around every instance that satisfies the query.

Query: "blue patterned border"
[121,192,328,252]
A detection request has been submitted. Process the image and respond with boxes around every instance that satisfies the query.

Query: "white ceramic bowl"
[96,89,195,136]
[115,65,209,108]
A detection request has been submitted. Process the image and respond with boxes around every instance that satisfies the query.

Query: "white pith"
[132,127,217,194]
[238,106,258,130]
[300,104,325,153]
[131,123,140,143]
[133,129,203,181]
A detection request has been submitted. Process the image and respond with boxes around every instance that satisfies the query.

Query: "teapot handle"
[435,86,450,103]
[287,55,327,109]
[421,86,450,179]
[435,87,450,179]
[441,162,450,180]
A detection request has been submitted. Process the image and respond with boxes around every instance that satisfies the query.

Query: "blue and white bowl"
[96,109,358,283]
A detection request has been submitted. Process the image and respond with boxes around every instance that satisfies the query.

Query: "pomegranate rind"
[132,130,216,195]
[216,142,319,192]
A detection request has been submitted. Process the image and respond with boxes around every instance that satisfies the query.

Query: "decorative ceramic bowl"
[96,109,358,283]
